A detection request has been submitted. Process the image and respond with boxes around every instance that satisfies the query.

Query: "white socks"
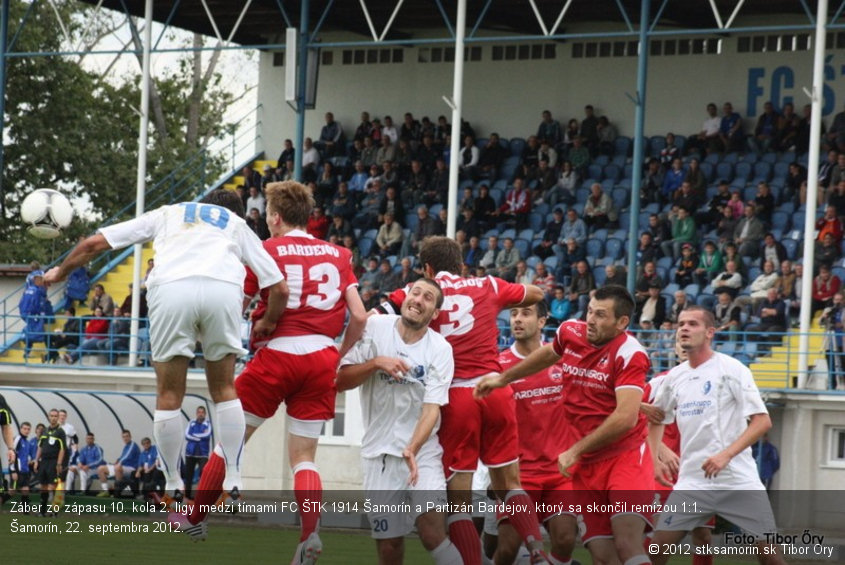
[429,538,463,565]
[215,399,245,492]
[153,409,185,493]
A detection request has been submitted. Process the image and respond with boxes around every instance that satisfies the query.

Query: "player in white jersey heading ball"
[45,189,288,509]
[338,278,461,564]
[648,306,785,565]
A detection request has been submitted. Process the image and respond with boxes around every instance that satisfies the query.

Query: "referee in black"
[32,409,66,516]
[0,393,16,504]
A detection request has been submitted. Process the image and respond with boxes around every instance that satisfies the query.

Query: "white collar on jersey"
[285,229,312,238]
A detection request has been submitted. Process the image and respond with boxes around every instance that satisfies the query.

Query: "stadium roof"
[86,1,826,48]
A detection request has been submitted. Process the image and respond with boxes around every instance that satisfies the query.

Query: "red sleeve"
[613,349,650,390]
[243,266,259,298]
[382,286,408,315]
[491,277,528,309]
[340,249,359,291]
[552,322,568,356]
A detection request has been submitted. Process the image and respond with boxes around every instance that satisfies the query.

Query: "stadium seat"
[833,267,845,282]
[518,228,535,241]
[663,282,680,296]
[358,237,374,257]
[509,137,526,157]
[674,135,687,154]
[603,164,621,183]
[722,152,740,164]
[514,239,530,258]
[575,187,591,203]
[429,203,443,217]
[733,161,752,185]
[619,214,630,230]
[741,152,758,164]
[405,213,419,233]
[363,228,378,240]
[715,162,734,183]
[593,155,610,167]
[752,162,772,184]
[591,228,609,241]
[700,162,714,183]
[543,256,558,270]
[772,161,790,183]
[571,203,585,215]
[611,187,629,210]
[534,203,550,217]
[779,150,796,163]
[703,152,720,165]
[657,256,675,271]
[614,136,632,157]
[791,212,805,232]
[683,284,700,301]
[588,164,603,181]
[593,266,607,285]
[696,293,716,310]
[747,266,761,283]
[771,211,790,232]
[761,152,778,164]
[489,188,503,205]
[611,155,627,167]
[585,238,604,258]
[649,135,666,158]
[605,237,624,260]
[623,163,634,179]
[500,228,516,241]
[743,186,757,202]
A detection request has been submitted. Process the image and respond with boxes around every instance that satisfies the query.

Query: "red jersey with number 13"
[387,271,526,379]
[244,230,358,348]
[552,319,650,463]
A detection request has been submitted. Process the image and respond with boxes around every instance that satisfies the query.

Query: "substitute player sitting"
[45,189,288,507]
[182,181,367,561]
[337,279,461,565]
[476,286,654,565]
[495,301,579,565]
[648,307,785,565]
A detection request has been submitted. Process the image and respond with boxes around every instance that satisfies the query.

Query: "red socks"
[188,451,224,525]
[447,514,481,564]
[504,490,543,545]
[293,462,322,541]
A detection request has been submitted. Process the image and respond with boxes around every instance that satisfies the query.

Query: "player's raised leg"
[153,356,190,498]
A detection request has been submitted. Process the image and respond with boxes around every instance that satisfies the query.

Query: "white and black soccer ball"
[20,188,74,239]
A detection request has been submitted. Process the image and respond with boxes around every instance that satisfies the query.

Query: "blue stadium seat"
[761,152,778,164]
[649,135,666,158]
[741,152,758,164]
[605,237,624,260]
[779,150,796,163]
[405,213,419,233]
[624,163,634,179]
[674,135,687,154]
[575,187,591,203]
[529,212,544,232]
[588,164,603,181]
[526,256,541,270]
[743,186,757,202]
[500,228,516,241]
[772,161,790,183]
[791,212,805,231]
[358,237,374,258]
[593,266,607,285]
[518,228,535,241]
[429,203,444,217]
[543,256,558,270]
[614,136,632,157]
[585,238,604,258]
[663,282,680,296]
[593,155,610,167]
[833,267,845,282]
[571,203,585,215]
[509,137,526,157]
[363,228,378,240]
[715,162,734,183]
[704,152,720,165]
[591,228,609,241]
[771,211,790,232]
[733,161,752,185]
[489,188,503,206]
[612,155,627,167]
[683,284,700,301]
[696,293,717,310]
[781,239,798,260]
[657,256,675,271]
[777,201,795,214]
[752,162,772,184]
[700,162,714,183]
[603,164,621,182]
[514,239,530,258]
[722,152,740,164]
[611,187,629,210]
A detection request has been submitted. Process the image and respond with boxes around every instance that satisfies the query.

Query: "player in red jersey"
[376,236,548,564]
[175,181,367,563]
[641,341,714,565]
[495,300,580,565]
[476,285,654,565]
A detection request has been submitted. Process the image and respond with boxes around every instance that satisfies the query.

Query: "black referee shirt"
[38,425,66,460]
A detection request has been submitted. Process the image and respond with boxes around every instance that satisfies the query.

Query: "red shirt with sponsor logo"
[499,344,572,476]
[244,230,358,348]
[552,319,650,463]
[386,271,527,380]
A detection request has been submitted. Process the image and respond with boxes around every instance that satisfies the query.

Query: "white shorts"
[363,450,448,539]
[147,278,246,362]
[656,488,777,538]
[106,464,136,476]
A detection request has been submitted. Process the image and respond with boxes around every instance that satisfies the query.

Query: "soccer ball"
[20,188,74,239]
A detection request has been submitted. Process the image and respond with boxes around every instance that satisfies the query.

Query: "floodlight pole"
[626,0,650,292]
[294,0,309,182]
[446,0,467,239]
[128,0,153,368]
[798,0,828,388]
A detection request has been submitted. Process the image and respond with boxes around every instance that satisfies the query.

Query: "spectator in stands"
[402,160,429,206]
[394,257,420,289]
[537,110,562,146]
[716,205,738,247]
[821,290,845,388]
[333,182,358,220]
[305,206,330,240]
[816,233,843,271]
[315,161,338,204]
[758,233,786,268]
[568,260,595,313]
[548,160,578,206]
[246,207,270,240]
[45,307,82,363]
[826,102,845,152]
[695,240,724,285]
[755,182,776,227]
[661,206,697,260]
[96,429,140,498]
[734,202,765,258]
[479,235,500,273]
[646,213,671,252]
[781,162,807,208]
[464,236,483,269]
[560,208,587,246]
[684,158,707,204]
[583,182,617,230]
[317,112,345,158]
[712,260,744,299]
[434,207,447,236]
[605,264,627,287]
[828,180,845,220]
[538,139,558,169]
[673,182,699,215]
[374,212,403,257]
[378,186,405,226]
[519,136,540,176]
[532,262,556,298]
[580,105,599,152]
[829,154,845,201]
[240,164,261,193]
[568,136,591,175]
[360,136,378,169]
[819,149,838,190]
[495,178,531,229]
[353,111,372,142]
[548,286,571,325]
[301,137,320,181]
[635,260,662,303]
[64,307,110,364]
[400,112,421,146]
[416,134,441,171]
[636,231,659,270]
[635,282,666,328]
[136,437,164,497]
[698,180,732,228]
[532,159,557,204]
[816,205,844,245]
[515,260,535,285]
[393,139,412,175]
[493,237,521,282]
[642,158,664,205]
[723,241,748,278]
[746,288,787,348]
[596,116,618,157]
[742,259,780,312]
[662,158,685,203]
[410,205,439,254]
[674,243,698,287]
[562,118,580,155]
[660,133,680,168]
[477,133,507,179]
[666,289,691,327]
[713,290,743,342]
[374,259,400,294]
[429,158,449,202]
[533,208,565,259]
[376,136,397,167]
[458,134,480,181]
[347,161,368,198]
[719,102,745,153]
[775,260,797,299]
[687,103,722,156]
[261,164,280,189]
[557,237,585,282]
[96,306,130,364]
[776,102,800,152]
[381,116,398,143]
[88,283,114,315]
[359,258,380,293]
[748,101,779,155]
[277,139,295,171]
[327,214,354,244]
[457,207,481,239]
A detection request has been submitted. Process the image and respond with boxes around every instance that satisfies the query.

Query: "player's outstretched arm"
[2,424,14,464]
[338,287,368,359]
[703,412,771,478]
[44,234,113,284]
[402,403,440,486]
[511,284,545,308]
[475,343,561,398]
[336,356,410,392]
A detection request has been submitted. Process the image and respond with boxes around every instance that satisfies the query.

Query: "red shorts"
[498,473,575,524]
[439,386,519,479]
[574,444,655,545]
[235,346,338,422]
